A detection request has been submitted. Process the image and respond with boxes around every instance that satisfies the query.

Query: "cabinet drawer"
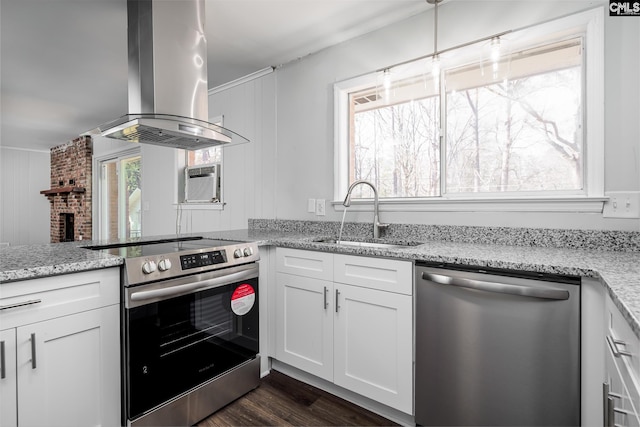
[606,343,640,427]
[276,248,333,281]
[0,268,119,329]
[606,295,640,387]
[333,254,412,295]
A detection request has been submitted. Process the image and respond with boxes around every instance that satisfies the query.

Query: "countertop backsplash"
[248,219,640,252]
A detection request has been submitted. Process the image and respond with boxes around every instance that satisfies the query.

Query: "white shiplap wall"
[0,147,51,246]
[138,72,277,236]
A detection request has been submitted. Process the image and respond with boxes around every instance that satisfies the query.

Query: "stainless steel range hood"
[89,0,248,150]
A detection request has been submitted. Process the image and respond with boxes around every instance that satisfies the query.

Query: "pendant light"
[426,0,444,83]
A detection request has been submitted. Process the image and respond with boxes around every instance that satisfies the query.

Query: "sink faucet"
[343,180,389,239]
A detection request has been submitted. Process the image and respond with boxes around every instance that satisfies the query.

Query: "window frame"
[93,147,142,240]
[333,8,605,213]
[177,115,225,210]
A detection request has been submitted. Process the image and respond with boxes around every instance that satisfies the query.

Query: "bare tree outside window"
[347,37,583,199]
[350,78,440,198]
[445,39,583,194]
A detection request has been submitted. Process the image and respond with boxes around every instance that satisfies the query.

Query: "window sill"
[174,202,224,211]
[330,196,607,213]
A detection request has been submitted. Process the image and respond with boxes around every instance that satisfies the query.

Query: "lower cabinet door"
[605,344,640,427]
[17,305,120,427]
[333,283,413,414]
[0,329,17,427]
[276,272,334,381]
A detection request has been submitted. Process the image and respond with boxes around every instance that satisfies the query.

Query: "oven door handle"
[130,269,256,302]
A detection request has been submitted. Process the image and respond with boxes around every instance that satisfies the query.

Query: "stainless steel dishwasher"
[415,262,580,426]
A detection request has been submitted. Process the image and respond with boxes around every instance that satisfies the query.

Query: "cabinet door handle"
[323,286,328,310]
[335,289,340,313]
[0,299,42,311]
[0,341,5,379]
[607,397,615,427]
[604,382,611,427]
[607,335,633,358]
[30,333,37,369]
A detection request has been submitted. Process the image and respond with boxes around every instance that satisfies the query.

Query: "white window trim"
[333,7,605,213]
[174,203,224,211]
[92,146,142,240]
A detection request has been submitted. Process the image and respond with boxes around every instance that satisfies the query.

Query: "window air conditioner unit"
[184,163,220,202]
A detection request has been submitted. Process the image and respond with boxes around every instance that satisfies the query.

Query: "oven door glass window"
[126,278,259,418]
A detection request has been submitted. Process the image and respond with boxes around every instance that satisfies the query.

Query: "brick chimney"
[41,136,92,243]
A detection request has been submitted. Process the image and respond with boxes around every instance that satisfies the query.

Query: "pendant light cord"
[434,0,438,55]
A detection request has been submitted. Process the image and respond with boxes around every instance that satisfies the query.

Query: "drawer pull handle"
[607,396,615,427]
[614,407,635,415]
[323,286,328,310]
[0,299,42,311]
[335,289,340,313]
[30,333,37,369]
[607,335,633,358]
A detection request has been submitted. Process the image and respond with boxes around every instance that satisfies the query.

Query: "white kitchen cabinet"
[605,343,640,427]
[276,272,333,380]
[276,247,333,281]
[275,248,333,379]
[604,293,640,427]
[275,248,413,414]
[333,282,412,414]
[1,329,17,427]
[0,268,120,427]
[333,254,412,295]
[16,305,120,427]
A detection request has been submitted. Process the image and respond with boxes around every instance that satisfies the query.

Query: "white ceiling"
[0,0,429,151]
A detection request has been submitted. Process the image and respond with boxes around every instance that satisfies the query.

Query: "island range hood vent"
[88,0,248,150]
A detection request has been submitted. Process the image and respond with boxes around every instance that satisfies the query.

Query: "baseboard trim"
[270,359,415,427]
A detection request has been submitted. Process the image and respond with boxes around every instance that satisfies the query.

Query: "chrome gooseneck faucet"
[343,180,389,238]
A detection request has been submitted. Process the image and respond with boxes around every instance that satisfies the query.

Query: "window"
[186,146,221,167]
[180,116,224,206]
[97,150,142,240]
[350,74,440,199]
[444,38,583,195]
[186,116,223,167]
[334,9,604,210]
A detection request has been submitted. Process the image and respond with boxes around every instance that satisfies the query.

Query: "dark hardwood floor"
[197,371,399,426]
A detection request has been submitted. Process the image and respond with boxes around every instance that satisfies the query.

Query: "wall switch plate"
[307,198,316,213]
[316,199,326,216]
[603,191,640,218]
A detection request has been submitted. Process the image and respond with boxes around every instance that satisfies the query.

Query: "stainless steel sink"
[313,238,422,249]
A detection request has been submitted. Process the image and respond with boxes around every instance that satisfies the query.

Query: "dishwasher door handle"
[421,272,570,300]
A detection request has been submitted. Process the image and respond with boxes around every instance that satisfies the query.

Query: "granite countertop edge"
[2,229,639,339]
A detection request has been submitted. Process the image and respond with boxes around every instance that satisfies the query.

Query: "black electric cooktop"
[87,237,246,258]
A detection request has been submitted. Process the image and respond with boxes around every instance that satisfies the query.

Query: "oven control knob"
[142,260,157,274]
[243,247,253,257]
[233,248,244,258]
[158,259,172,271]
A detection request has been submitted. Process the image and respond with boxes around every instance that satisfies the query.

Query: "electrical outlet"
[316,199,326,216]
[603,192,640,218]
[307,198,316,213]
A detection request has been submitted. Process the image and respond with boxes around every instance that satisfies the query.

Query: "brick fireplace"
[41,136,92,243]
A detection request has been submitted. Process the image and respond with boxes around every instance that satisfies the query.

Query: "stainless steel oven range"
[91,237,260,427]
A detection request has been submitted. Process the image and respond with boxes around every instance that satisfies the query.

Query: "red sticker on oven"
[231,283,255,316]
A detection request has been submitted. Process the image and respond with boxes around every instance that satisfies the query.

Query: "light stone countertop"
[2,227,639,338]
[0,242,124,282]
